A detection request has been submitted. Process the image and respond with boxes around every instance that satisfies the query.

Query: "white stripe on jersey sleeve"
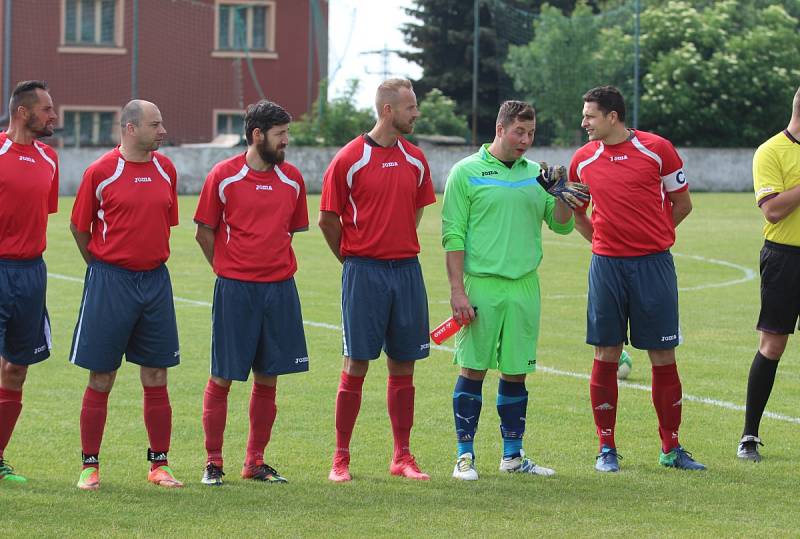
[218,163,249,204]
[152,156,172,185]
[576,143,605,180]
[345,143,372,228]
[396,139,425,186]
[0,138,12,156]
[630,135,662,172]
[218,163,249,244]
[95,157,126,242]
[33,141,56,175]
[275,164,300,198]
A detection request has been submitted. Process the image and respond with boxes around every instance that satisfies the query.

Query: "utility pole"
[360,44,403,79]
[633,0,640,129]
[471,0,479,146]
[131,0,139,98]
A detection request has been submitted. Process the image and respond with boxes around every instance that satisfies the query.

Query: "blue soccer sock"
[453,376,483,458]
[497,379,528,459]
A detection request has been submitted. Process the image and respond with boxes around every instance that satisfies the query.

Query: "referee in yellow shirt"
[738,85,800,462]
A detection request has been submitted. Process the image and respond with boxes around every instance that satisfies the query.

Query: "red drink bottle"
[430,307,477,345]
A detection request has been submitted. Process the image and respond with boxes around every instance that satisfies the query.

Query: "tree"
[505,0,800,147]
[414,89,470,139]
[291,80,375,147]
[505,3,608,145]
[639,1,800,146]
[400,0,540,141]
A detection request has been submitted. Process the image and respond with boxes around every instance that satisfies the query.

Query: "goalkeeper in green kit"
[441,101,589,480]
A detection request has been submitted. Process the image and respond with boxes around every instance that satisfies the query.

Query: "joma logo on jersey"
[295,356,309,364]
[609,155,628,162]
[256,185,273,191]
[382,161,399,168]
[18,156,36,163]
[481,170,498,176]
[134,177,152,183]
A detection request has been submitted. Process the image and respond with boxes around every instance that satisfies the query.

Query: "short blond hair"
[375,78,413,114]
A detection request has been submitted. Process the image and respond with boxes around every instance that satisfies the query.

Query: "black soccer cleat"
[201,462,225,486]
[737,435,763,462]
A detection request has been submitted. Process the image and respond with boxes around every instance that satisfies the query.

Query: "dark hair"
[244,100,292,144]
[583,86,626,122]
[9,80,48,113]
[496,100,535,128]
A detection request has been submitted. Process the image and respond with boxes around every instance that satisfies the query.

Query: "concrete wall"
[56,144,757,195]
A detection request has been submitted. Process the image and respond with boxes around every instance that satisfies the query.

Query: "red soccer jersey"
[71,147,178,271]
[194,153,309,282]
[0,133,59,259]
[569,130,688,257]
[320,135,436,259]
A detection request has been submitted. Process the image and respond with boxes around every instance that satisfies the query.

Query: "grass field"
[4,193,799,538]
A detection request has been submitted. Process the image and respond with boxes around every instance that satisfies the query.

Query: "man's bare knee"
[0,359,28,390]
[88,370,117,392]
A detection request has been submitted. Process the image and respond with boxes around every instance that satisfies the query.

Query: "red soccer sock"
[0,387,23,458]
[387,374,415,461]
[334,371,364,456]
[80,386,110,468]
[652,363,682,453]
[590,359,619,450]
[143,385,172,470]
[245,382,277,467]
[202,379,229,467]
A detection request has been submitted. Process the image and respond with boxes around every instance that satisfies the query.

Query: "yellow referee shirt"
[753,130,800,245]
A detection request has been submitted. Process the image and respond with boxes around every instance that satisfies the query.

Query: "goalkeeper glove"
[537,162,591,209]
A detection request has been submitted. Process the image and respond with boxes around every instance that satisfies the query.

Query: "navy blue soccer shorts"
[586,251,680,350]
[211,276,308,381]
[341,256,430,361]
[69,261,180,372]
[0,257,51,366]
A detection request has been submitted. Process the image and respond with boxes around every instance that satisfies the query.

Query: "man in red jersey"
[0,81,58,484]
[569,85,704,472]
[320,78,436,482]
[195,100,309,486]
[69,99,183,490]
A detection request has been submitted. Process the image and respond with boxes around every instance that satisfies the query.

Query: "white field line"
[432,343,799,424]
[49,271,798,425]
[538,243,757,300]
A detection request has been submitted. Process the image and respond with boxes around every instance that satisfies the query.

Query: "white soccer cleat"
[499,449,555,476]
[452,453,479,481]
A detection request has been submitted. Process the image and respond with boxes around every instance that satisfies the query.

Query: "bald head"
[119,99,166,155]
[120,99,159,129]
[375,78,414,115]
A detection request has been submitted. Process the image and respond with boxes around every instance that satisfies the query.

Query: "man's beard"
[26,116,54,138]
[258,140,285,165]
[392,118,414,135]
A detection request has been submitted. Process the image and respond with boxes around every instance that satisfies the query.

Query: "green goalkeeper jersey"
[442,144,574,280]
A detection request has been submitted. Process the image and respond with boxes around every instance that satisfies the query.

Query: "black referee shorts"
[757,240,800,334]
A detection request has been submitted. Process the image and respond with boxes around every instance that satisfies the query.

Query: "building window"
[213,1,277,59]
[61,109,119,147]
[216,113,244,137]
[60,0,125,54]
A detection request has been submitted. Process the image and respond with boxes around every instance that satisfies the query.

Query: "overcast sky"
[327,0,423,111]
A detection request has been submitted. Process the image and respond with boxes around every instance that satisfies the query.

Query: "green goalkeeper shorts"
[453,271,540,375]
